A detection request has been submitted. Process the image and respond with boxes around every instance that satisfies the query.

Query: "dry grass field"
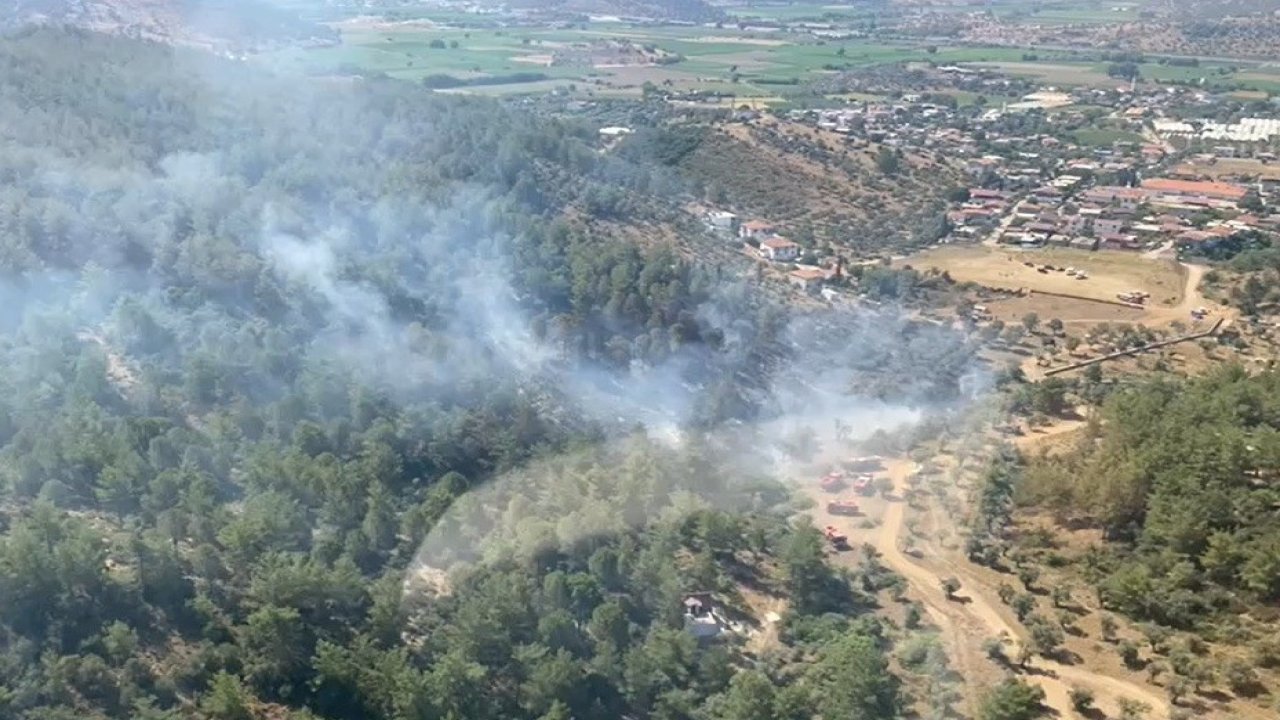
[965,61,1114,87]
[898,245,1187,307]
[1171,157,1280,181]
[982,294,1147,325]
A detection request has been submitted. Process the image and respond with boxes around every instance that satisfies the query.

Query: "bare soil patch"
[900,245,1186,308]
[511,54,554,66]
[1171,157,1280,181]
[983,294,1147,325]
[966,61,1113,86]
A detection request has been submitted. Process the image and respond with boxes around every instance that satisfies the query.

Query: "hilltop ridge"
[0,0,337,52]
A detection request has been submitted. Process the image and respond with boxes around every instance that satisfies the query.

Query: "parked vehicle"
[827,499,860,516]
[819,472,846,493]
[823,525,849,551]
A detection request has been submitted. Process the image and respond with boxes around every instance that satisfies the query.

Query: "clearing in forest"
[898,245,1187,310]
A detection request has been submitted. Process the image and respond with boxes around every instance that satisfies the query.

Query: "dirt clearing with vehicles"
[899,245,1188,309]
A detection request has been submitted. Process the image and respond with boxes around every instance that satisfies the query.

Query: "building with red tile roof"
[1140,178,1248,202]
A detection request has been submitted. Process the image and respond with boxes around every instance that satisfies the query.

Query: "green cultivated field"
[978,0,1143,23]
[726,3,879,21]
[1071,128,1145,147]
[260,10,1280,100]
[728,0,1139,24]
[262,12,1055,99]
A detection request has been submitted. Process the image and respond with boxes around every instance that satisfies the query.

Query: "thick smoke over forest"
[0,83,987,461]
[1,137,979,426]
[0,109,984,578]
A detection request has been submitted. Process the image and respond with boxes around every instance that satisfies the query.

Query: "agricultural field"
[738,0,1146,24]
[897,245,1188,308]
[967,0,1146,24]
[965,61,1117,87]
[258,14,1077,98]
[1171,157,1280,182]
[1070,127,1145,147]
[260,22,816,94]
[724,3,881,22]
[253,5,1280,100]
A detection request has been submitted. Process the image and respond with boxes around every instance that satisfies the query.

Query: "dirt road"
[1170,262,1208,318]
[1141,125,1177,156]
[1141,261,1231,331]
[867,460,1170,719]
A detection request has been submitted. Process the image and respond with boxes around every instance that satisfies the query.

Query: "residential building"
[704,210,738,234]
[739,219,776,239]
[789,267,827,292]
[759,236,800,262]
[1140,178,1248,203]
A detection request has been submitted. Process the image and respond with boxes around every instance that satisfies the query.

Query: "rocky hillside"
[667,118,957,255]
[0,0,337,52]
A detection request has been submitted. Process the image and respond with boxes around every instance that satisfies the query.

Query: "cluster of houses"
[966,176,1279,251]
[704,67,1280,293]
[931,84,1280,252]
[702,210,841,294]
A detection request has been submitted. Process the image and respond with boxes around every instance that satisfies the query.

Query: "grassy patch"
[967,61,1114,86]
[726,3,878,21]
[1071,128,1145,147]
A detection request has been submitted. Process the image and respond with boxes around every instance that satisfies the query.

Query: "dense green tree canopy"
[1018,366,1280,628]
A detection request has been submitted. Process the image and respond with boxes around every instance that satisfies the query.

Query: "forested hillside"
[1214,243,1280,315]
[0,27,973,720]
[1018,367,1280,628]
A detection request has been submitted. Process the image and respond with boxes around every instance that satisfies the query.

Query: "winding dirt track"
[869,460,1170,719]
[1141,261,1213,327]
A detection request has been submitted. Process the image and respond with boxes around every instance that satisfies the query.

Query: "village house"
[739,219,777,239]
[1082,186,1146,210]
[759,236,800,262]
[1093,218,1128,239]
[704,210,738,235]
[789,267,827,293]
[1140,178,1248,209]
[1177,229,1216,244]
[1026,221,1059,237]
[1061,215,1090,235]
[970,188,1013,202]
[1100,233,1142,251]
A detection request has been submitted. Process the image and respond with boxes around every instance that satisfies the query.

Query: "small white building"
[704,210,738,234]
[758,236,800,262]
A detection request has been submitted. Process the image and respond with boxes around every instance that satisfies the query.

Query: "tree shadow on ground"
[1022,663,1059,680]
[1196,688,1233,704]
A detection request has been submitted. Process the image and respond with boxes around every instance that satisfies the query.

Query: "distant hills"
[0,0,337,52]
